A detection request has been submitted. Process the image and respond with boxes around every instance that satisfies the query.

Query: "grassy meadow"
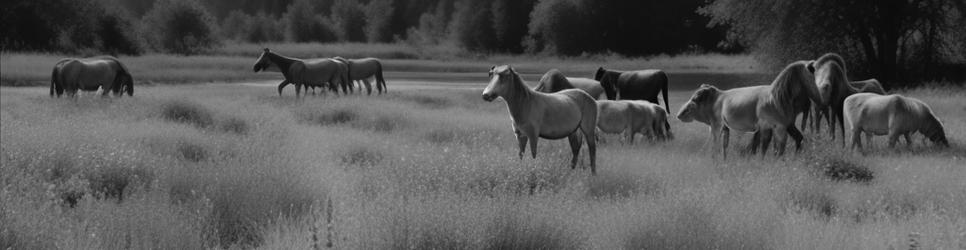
[1,42,761,86]
[1,82,965,249]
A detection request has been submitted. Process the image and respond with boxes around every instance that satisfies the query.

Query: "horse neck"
[502,74,534,113]
[831,72,857,104]
[267,52,297,72]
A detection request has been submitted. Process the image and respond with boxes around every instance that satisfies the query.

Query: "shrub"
[329,0,367,42]
[141,0,220,54]
[283,0,336,42]
[363,0,395,43]
[220,10,251,41]
[525,0,588,55]
[448,0,497,52]
[161,100,214,128]
[247,12,285,43]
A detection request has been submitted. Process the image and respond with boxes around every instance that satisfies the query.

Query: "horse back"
[617,69,667,99]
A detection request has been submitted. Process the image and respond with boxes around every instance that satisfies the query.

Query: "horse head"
[482,65,520,102]
[595,67,619,100]
[253,48,275,72]
[677,84,719,123]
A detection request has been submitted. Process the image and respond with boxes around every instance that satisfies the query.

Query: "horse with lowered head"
[594,67,669,113]
[253,48,350,97]
[50,56,134,97]
[844,93,948,150]
[676,61,823,158]
[333,57,387,95]
[482,65,599,174]
[535,69,605,99]
[805,53,889,145]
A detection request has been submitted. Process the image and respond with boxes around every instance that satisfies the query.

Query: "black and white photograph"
[1,0,965,249]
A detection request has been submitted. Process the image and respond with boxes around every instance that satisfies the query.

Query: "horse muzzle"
[253,65,262,72]
[482,93,497,102]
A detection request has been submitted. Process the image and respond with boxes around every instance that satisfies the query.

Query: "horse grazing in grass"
[535,69,605,99]
[844,93,948,150]
[676,61,823,159]
[50,56,134,97]
[805,53,891,146]
[482,65,599,174]
[808,78,886,134]
[253,48,350,97]
[333,57,387,95]
[594,67,669,112]
[597,100,672,144]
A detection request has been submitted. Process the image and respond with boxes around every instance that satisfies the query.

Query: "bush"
[161,100,214,128]
[448,0,498,52]
[0,0,142,54]
[141,0,220,54]
[220,10,251,41]
[364,0,395,43]
[248,12,285,43]
[525,0,587,55]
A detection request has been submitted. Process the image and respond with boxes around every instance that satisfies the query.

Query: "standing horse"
[535,69,605,99]
[482,65,599,174]
[676,61,822,159]
[253,48,349,97]
[594,67,670,113]
[50,56,134,97]
[806,53,873,145]
[597,100,671,144]
[333,57,387,95]
[808,78,886,133]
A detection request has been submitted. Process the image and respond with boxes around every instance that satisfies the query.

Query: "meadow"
[1,79,964,249]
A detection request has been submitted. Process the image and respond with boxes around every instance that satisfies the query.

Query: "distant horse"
[676,61,822,158]
[50,56,134,97]
[597,100,671,144]
[482,65,599,174]
[594,67,669,113]
[333,57,387,95]
[844,93,948,150]
[253,48,349,97]
[535,69,605,99]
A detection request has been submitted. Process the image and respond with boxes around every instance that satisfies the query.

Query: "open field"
[2,43,761,86]
[1,80,964,249]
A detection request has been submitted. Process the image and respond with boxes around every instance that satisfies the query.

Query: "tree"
[329,0,367,42]
[701,0,966,88]
[364,0,396,43]
[142,0,220,55]
[283,0,335,42]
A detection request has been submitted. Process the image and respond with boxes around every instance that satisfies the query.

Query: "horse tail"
[375,60,386,93]
[50,59,71,97]
[660,71,670,113]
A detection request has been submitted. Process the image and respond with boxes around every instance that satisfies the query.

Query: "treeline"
[0,0,732,56]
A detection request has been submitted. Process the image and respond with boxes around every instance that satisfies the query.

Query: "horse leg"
[903,133,913,148]
[851,129,862,151]
[581,126,597,175]
[568,133,582,169]
[787,125,804,151]
[363,79,373,95]
[774,126,789,156]
[836,112,847,147]
[745,130,761,155]
[295,83,302,98]
[760,129,774,158]
[887,132,900,148]
[721,127,730,160]
[515,130,528,159]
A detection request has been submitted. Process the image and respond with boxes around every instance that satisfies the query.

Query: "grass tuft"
[161,100,214,128]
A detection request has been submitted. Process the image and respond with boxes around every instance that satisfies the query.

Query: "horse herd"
[484,53,949,175]
[46,51,949,176]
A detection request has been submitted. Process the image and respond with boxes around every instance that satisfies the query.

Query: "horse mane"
[501,66,531,100]
[536,69,570,92]
[771,61,819,113]
[265,50,297,72]
[811,53,847,75]
[825,61,857,100]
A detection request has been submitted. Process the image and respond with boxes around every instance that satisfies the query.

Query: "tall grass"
[2,84,965,249]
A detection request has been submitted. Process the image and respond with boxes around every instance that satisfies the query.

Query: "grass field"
[1,42,760,86]
[1,82,964,249]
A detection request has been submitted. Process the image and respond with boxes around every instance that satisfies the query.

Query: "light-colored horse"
[594,67,670,113]
[597,100,671,143]
[844,93,948,150]
[482,65,599,174]
[253,48,349,97]
[805,53,889,145]
[535,69,605,99]
[50,56,134,97]
[808,78,886,134]
[333,57,387,95]
[676,61,823,158]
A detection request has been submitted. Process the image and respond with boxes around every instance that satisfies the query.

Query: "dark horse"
[253,48,349,97]
[594,67,670,112]
[50,56,134,97]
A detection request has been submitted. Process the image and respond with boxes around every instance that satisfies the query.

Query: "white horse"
[844,93,948,150]
[597,100,671,144]
[482,65,599,174]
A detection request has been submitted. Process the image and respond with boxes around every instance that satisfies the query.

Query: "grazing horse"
[594,67,670,113]
[333,57,387,95]
[535,69,605,99]
[482,65,599,174]
[844,93,948,150]
[676,61,823,159]
[50,56,134,97]
[253,48,349,97]
[597,100,671,144]
[808,78,886,133]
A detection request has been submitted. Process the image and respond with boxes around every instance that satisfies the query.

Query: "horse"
[50,56,134,97]
[597,100,671,144]
[535,69,605,99]
[593,67,669,113]
[482,65,599,174]
[333,57,387,95]
[675,61,822,159]
[253,48,349,97]
[806,53,872,145]
[844,93,948,150]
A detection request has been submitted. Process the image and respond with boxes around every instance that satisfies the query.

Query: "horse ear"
[263,48,270,52]
[806,61,815,73]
